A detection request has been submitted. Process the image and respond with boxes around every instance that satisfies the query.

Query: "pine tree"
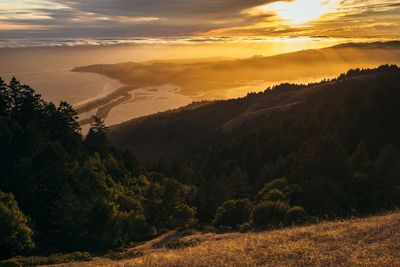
[226,167,251,199]
[86,116,108,142]
[0,78,10,114]
[57,101,81,135]
[50,182,82,250]
[8,77,20,111]
[349,141,371,178]
[375,145,400,187]
[84,116,109,155]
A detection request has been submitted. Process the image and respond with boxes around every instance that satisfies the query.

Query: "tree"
[251,201,289,228]
[50,182,83,251]
[213,199,253,228]
[225,167,251,199]
[286,206,307,224]
[8,78,41,119]
[257,178,290,202]
[314,134,348,179]
[57,101,81,135]
[8,77,20,110]
[263,189,286,202]
[171,203,197,229]
[86,116,108,140]
[374,145,400,205]
[0,191,35,259]
[349,141,371,177]
[84,116,109,155]
[0,78,10,114]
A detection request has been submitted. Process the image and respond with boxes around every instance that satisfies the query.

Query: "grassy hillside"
[49,212,400,266]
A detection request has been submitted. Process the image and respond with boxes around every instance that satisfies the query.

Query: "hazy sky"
[0,0,399,39]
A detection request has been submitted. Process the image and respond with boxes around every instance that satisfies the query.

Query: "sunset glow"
[266,0,339,24]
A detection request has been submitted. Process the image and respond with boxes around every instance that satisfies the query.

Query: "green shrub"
[263,189,286,202]
[171,203,197,229]
[286,206,307,223]
[252,201,289,227]
[0,192,34,260]
[238,222,252,233]
[258,178,290,200]
[0,252,92,267]
[213,199,253,228]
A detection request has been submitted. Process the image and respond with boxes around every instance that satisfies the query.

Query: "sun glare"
[266,0,338,24]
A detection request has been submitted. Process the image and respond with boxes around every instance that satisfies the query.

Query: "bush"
[0,192,34,260]
[252,201,289,227]
[258,178,290,200]
[238,222,252,233]
[286,206,307,223]
[263,189,286,202]
[171,203,197,229]
[0,252,92,267]
[213,199,253,228]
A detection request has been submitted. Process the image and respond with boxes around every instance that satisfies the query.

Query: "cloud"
[51,0,273,19]
[0,0,282,37]
[207,0,400,39]
[0,0,399,39]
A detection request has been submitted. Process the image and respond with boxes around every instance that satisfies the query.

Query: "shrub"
[213,199,253,228]
[0,192,34,260]
[258,178,290,200]
[264,189,286,202]
[286,206,307,223]
[252,201,289,227]
[171,203,197,229]
[0,252,92,267]
[238,222,252,233]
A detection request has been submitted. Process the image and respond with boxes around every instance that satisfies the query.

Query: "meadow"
[49,212,400,267]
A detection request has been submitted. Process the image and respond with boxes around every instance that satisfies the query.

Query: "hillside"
[72,41,400,125]
[110,64,400,162]
[2,65,400,265]
[49,212,400,266]
[109,65,400,223]
[74,41,400,97]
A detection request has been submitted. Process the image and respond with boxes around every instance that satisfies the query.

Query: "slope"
[48,212,400,267]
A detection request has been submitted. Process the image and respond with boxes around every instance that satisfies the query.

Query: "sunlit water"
[0,69,124,106]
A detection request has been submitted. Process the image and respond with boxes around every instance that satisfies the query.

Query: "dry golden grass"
[51,212,400,267]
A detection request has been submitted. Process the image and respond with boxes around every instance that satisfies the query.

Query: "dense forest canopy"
[0,77,196,259]
[1,65,400,260]
[111,65,400,222]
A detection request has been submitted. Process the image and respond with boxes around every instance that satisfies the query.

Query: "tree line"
[155,65,400,223]
[0,77,196,259]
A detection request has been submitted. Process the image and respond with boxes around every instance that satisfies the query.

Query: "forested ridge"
[111,65,400,222]
[1,65,400,262]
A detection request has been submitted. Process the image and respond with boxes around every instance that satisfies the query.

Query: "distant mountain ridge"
[74,41,400,115]
[332,40,400,49]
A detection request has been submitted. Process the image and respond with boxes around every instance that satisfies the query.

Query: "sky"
[0,0,399,40]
